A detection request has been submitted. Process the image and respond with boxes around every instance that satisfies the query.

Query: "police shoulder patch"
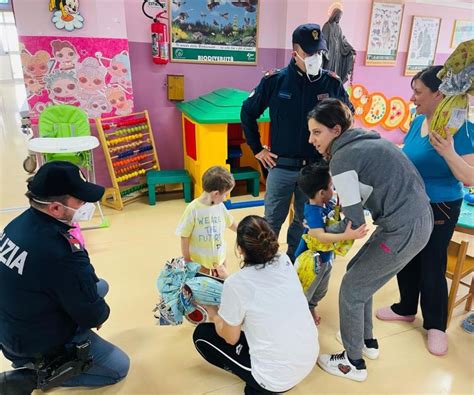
[263,68,280,79]
[60,231,84,253]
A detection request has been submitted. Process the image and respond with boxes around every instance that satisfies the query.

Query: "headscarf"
[430,39,473,137]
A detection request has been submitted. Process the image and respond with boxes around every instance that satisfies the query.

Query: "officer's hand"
[255,148,278,169]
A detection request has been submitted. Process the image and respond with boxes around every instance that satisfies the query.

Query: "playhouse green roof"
[176,88,270,124]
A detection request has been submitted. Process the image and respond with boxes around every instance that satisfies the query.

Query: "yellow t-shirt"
[175,199,234,269]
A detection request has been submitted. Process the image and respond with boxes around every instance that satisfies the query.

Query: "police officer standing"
[0,161,129,394]
[241,23,354,261]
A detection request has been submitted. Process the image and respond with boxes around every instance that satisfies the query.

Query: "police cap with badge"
[292,23,327,54]
[28,161,104,202]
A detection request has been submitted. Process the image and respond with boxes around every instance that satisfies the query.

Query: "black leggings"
[391,199,462,331]
[193,323,283,395]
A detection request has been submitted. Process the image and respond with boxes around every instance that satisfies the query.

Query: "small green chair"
[147,169,192,205]
[231,167,260,197]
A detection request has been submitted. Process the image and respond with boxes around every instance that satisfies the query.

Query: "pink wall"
[300,0,467,142]
[13,0,128,38]
[12,0,470,184]
[125,0,287,48]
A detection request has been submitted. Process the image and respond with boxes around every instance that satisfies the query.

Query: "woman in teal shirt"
[377,65,474,356]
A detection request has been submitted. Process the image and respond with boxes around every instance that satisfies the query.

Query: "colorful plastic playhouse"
[176,88,270,205]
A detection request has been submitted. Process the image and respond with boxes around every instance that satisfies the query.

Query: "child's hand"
[343,221,368,240]
[214,263,229,279]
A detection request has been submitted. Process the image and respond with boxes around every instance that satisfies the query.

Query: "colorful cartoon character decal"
[49,0,84,31]
[107,53,132,91]
[21,50,50,83]
[95,51,133,93]
[85,95,112,118]
[24,75,45,96]
[21,49,51,96]
[106,86,133,116]
[76,57,107,102]
[51,40,79,70]
[33,101,54,115]
[44,70,79,105]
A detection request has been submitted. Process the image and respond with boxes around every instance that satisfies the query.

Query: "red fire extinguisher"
[151,11,169,64]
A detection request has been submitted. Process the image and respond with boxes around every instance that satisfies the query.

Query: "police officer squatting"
[0,162,130,394]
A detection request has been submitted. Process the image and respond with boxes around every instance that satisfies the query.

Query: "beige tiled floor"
[1,82,473,394]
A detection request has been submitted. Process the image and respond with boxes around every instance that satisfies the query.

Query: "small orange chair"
[446,240,474,327]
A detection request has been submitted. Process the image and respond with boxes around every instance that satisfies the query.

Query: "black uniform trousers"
[391,199,462,331]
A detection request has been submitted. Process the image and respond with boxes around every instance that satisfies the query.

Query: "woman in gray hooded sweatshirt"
[307,98,433,382]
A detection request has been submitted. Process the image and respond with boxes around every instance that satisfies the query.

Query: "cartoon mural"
[48,0,84,31]
[19,36,134,119]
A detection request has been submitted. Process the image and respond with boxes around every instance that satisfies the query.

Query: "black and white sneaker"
[336,330,380,360]
[317,351,368,382]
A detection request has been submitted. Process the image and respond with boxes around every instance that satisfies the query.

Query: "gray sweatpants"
[340,210,433,360]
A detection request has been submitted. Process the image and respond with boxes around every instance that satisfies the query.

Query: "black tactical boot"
[0,369,37,395]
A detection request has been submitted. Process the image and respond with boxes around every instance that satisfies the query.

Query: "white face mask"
[297,52,322,78]
[67,202,96,222]
[33,199,96,223]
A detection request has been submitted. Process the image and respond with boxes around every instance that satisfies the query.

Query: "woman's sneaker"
[317,351,368,382]
[336,331,380,360]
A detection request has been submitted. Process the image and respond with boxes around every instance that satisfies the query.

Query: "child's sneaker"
[317,351,367,382]
[462,313,474,334]
[336,331,379,360]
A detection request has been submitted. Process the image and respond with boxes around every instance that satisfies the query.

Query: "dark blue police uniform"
[0,207,109,359]
[241,58,353,164]
[0,161,128,392]
[241,57,353,261]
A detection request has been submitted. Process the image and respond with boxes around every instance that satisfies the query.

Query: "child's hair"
[236,215,279,267]
[307,98,353,133]
[411,65,443,92]
[202,166,235,193]
[297,164,331,199]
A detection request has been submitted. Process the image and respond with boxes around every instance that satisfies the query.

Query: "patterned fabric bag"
[155,257,223,325]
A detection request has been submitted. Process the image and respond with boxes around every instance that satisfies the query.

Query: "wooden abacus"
[96,111,160,210]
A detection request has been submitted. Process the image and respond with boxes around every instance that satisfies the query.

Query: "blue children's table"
[456,195,474,235]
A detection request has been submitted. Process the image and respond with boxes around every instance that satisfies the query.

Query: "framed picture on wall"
[404,16,441,76]
[451,20,474,48]
[365,1,404,66]
[169,0,259,65]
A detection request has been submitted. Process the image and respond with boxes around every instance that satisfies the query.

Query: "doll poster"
[19,36,134,119]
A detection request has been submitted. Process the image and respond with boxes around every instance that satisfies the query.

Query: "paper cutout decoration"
[349,84,370,118]
[362,92,389,127]
[349,83,412,131]
[382,97,409,130]
[48,0,84,31]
